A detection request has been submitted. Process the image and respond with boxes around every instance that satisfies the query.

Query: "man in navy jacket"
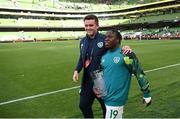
[73,14,131,118]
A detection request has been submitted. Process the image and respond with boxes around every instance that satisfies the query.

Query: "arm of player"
[124,52,152,106]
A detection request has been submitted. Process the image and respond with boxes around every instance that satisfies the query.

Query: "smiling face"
[84,19,99,38]
[105,30,122,49]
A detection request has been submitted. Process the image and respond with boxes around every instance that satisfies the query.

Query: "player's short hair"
[111,29,122,44]
[84,14,99,26]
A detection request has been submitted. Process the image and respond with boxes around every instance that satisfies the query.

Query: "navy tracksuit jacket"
[75,32,107,87]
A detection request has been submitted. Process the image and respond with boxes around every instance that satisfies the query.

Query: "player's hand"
[73,70,78,82]
[143,97,152,106]
[93,88,102,98]
[122,45,132,54]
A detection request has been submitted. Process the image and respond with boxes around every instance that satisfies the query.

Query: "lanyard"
[84,38,97,68]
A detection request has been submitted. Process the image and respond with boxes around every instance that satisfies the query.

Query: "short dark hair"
[111,29,122,44]
[84,14,99,26]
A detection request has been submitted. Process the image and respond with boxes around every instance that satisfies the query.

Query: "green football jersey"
[101,47,131,106]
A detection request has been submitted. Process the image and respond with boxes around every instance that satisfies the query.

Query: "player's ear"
[116,39,120,44]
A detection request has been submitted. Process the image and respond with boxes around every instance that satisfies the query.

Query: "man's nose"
[86,25,91,29]
[105,38,109,42]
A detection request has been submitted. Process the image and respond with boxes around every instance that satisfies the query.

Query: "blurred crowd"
[122,27,180,40]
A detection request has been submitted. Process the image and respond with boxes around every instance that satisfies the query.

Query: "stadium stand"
[0,0,179,42]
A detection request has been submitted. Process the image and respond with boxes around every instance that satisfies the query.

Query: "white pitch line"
[144,63,180,73]
[0,86,80,106]
[0,63,180,106]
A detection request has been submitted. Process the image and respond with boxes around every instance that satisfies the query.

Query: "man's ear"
[116,39,120,44]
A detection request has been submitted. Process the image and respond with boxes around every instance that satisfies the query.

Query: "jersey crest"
[113,57,120,64]
[97,42,103,48]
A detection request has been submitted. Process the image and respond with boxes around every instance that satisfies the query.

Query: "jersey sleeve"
[124,52,151,98]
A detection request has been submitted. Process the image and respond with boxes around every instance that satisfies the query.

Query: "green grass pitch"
[0,40,180,118]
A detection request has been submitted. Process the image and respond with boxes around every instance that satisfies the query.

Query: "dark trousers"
[79,85,106,118]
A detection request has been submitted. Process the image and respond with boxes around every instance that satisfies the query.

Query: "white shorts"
[105,105,124,119]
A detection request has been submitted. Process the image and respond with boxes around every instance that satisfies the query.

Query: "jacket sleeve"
[75,54,83,73]
[75,41,83,73]
[124,52,151,98]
